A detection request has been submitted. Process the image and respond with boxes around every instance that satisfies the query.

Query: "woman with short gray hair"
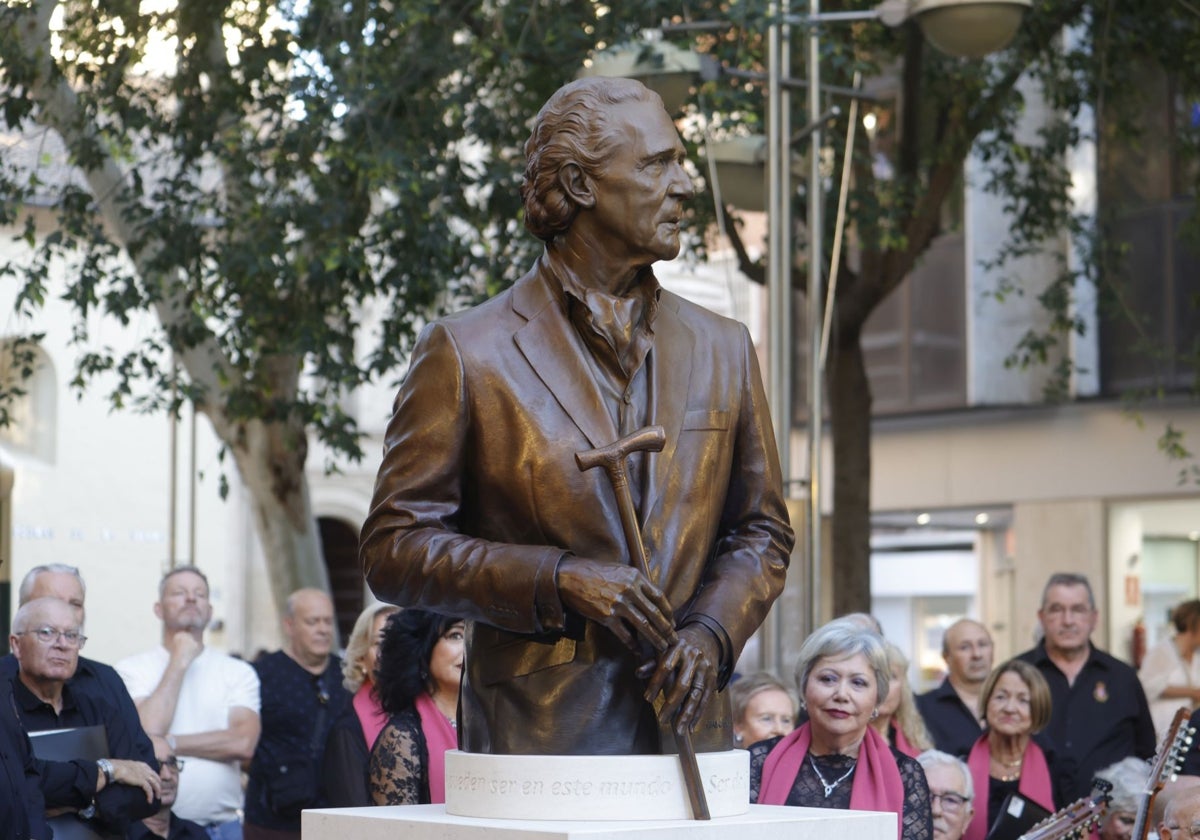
[750,617,932,839]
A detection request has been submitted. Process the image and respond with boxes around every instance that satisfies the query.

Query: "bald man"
[1160,782,1200,840]
[916,619,994,757]
[243,589,351,840]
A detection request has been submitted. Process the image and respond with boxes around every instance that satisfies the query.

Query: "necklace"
[991,755,1022,782]
[809,754,857,798]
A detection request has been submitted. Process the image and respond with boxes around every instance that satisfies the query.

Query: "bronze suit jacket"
[360,257,794,755]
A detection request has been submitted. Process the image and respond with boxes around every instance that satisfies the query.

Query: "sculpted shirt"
[1016,641,1156,800]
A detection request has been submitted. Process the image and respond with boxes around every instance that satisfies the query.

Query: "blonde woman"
[321,602,399,806]
[872,642,933,757]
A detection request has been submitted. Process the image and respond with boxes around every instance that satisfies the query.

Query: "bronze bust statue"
[359,76,794,757]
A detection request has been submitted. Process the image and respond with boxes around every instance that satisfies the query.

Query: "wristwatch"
[97,758,115,786]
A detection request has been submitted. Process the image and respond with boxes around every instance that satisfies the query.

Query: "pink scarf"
[964,735,1055,840]
[414,692,458,804]
[891,725,920,759]
[758,723,906,837]
[353,683,388,750]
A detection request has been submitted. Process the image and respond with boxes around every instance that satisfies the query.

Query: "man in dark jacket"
[11,596,161,835]
[0,564,158,769]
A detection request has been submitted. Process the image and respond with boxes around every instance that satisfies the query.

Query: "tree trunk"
[827,324,873,617]
[226,417,331,618]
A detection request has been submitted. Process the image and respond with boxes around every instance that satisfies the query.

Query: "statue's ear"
[558,163,595,209]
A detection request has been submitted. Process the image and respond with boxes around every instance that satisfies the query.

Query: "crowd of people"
[7,563,1200,840]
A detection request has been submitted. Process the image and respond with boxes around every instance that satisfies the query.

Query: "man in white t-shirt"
[116,566,261,840]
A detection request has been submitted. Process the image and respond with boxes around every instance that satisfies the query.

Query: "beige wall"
[1009,499,1107,655]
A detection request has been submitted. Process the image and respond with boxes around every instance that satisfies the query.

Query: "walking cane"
[576,425,712,820]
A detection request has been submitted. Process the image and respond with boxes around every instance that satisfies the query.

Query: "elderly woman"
[963,660,1057,840]
[872,643,934,758]
[731,672,797,749]
[1093,756,1151,840]
[322,602,399,806]
[369,609,464,805]
[750,618,932,840]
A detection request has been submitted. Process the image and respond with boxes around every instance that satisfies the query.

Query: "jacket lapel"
[643,293,694,525]
[512,265,618,449]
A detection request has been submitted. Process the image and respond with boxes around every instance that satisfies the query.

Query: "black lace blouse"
[368,707,430,806]
[748,736,932,840]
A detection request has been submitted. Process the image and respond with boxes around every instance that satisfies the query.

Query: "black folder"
[28,725,114,840]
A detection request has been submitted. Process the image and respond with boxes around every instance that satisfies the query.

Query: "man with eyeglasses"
[916,750,974,840]
[0,564,158,771]
[244,589,351,840]
[128,747,208,840]
[9,597,162,834]
[1016,572,1155,801]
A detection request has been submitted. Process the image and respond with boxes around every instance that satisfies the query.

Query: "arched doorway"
[319,516,363,646]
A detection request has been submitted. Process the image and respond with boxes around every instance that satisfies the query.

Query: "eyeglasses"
[14,627,87,648]
[1166,825,1200,839]
[162,757,186,772]
[930,791,970,813]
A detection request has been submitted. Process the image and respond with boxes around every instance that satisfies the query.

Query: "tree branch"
[18,0,242,410]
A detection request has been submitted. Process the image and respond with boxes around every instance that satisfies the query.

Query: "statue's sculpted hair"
[521,76,660,242]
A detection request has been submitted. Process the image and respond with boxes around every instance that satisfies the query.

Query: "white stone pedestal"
[302,804,895,840]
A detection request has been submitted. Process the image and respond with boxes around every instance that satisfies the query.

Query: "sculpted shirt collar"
[542,251,662,379]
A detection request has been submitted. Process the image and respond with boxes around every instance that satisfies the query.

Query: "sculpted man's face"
[584,98,693,267]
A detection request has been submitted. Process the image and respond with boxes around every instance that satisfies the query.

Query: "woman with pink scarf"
[750,618,933,839]
[322,603,399,806]
[368,609,464,805]
[963,660,1058,840]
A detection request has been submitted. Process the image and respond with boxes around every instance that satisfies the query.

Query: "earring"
[870,708,879,720]
[734,733,744,745]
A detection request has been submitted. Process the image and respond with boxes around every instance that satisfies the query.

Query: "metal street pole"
[766,1,792,675]
[805,0,824,638]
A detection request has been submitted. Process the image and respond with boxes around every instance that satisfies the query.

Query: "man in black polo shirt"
[1016,572,1156,801]
[0,563,158,769]
[10,596,162,835]
[916,618,994,757]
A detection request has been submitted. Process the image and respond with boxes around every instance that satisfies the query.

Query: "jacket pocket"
[682,409,730,431]
[474,630,577,687]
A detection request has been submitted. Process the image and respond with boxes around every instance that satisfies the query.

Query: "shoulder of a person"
[1087,644,1135,673]
[917,680,953,702]
[114,645,169,670]
[658,287,743,333]
[892,748,923,774]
